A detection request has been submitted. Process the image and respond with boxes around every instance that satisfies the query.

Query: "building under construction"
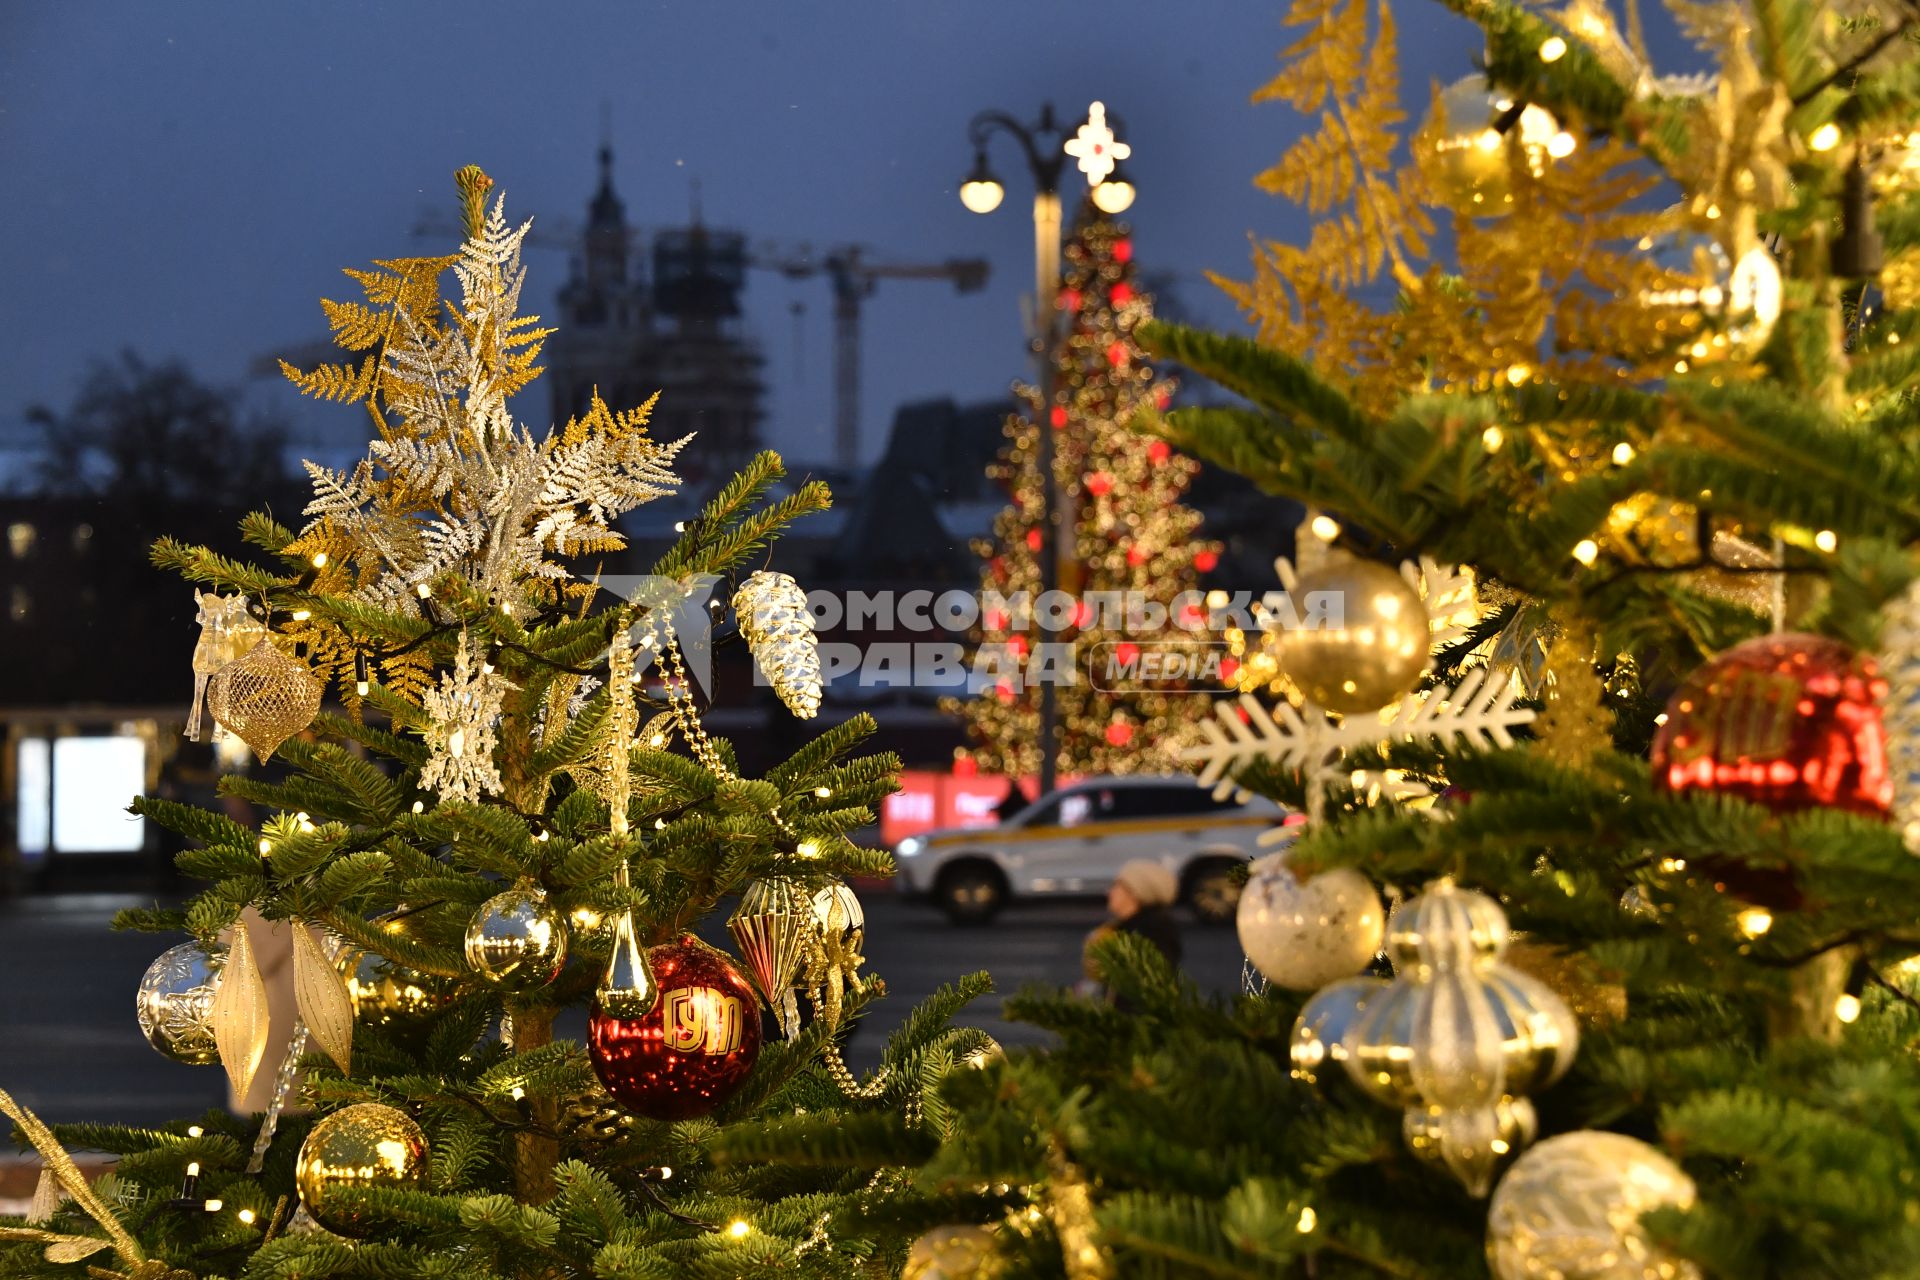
[546,148,767,486]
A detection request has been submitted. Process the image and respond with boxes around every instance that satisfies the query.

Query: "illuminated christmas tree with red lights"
[950,204,1221,779]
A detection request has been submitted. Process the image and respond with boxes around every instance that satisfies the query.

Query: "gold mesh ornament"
[206,638,323,761]
[734,570,821,718]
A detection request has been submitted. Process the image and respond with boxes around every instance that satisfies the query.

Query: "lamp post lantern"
[960,102,1134,798]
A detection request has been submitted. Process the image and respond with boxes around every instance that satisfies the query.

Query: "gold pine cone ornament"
[733,571,820,718]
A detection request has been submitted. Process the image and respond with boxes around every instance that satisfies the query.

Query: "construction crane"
[751,244,989,468]
[404,212,989,468]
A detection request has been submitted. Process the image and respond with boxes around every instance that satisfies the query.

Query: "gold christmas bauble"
[1486,1131,1699,1280]
[463,885,568,990]
[135,942,222,1065]
[1418,75,1565,217]
[294,1102,430,1237]
[903,1224,1000,1280]
[336,945,453,1029]
[1281,559,1429,714]
[206,638,323,760]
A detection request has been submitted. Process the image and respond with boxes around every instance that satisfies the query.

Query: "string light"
[411,800,425,814]
[416,582,432,599]
[1835,993,1862,1023]
[1297,1206,1318,1233]
[1738,907,1773,938]
[1571,539,1599,566]
[1809,123,1841,152]
[186,1161,201,1178]
[257,838,272,855]
[1814,529,1838,553]
[510,1085,526,1101]
[1481,426,1505,452]
[1611,442,1635,465]
[798,839,822,859]
[1546,131,1577,159]
[310,552,328,568]
[1310,515,1342,541]
[187,1126,203,1138]
[291,609,311,622]
[815,786,833,798]
[1538,35,1567,61]
[237,1208,257,1225]
[203,1199,223,1212]
[728,1219,751,1239]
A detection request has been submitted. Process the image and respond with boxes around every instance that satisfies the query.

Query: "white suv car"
[893,775,1289,924]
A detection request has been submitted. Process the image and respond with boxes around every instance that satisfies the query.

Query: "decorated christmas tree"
[0,168,994,1278]
[950,204,1220,780]
[745,1,1920,1276]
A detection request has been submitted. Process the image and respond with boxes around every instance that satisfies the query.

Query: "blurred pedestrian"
[1079,860,1182,1003]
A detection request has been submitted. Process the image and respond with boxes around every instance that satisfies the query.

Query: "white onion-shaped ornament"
[1290,975,1387,1083]
[1341,879,1579,1195]
[135,942,223,1065]
[1237,851,1384,991]
[1487,1131,1699,1280]
[463,885,568,990]
[1281,558,1429,714]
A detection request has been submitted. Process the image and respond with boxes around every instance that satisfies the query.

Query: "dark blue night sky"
[2,2,1686,468]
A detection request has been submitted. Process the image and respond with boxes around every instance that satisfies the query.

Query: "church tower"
[548,146,653,427]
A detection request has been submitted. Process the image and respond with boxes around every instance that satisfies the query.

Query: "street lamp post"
[961,102,1134,799]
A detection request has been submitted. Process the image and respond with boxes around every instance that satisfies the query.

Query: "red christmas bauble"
[1025,528,1043,552]
[1220,656,1241,682]
[1106,341,1129,368]
[588,937,762,1121]
[1126,545,1148,567]
[1059,288,1083,312]
[1115,641,1140,666]
[1113,238,1134,263]
[1106,722,1133,746]
[1651,633,1891,818]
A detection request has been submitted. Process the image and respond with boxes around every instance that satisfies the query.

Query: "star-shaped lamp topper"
[1064,101,1130,186]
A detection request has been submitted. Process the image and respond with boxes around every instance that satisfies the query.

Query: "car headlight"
[896,836,924,858]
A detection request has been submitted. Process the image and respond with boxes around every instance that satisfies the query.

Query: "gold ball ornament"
[903,1224,1001,1280]
[294,1102,430,1237]
[1290,975,1388,1083]
[336,945,453,1029]
[135,941,222,1065]
[1281,559,1429,714]
[463,885,569,990]
[1237,851,1385,991]
[206,637,324,761]
[1487,1131,1700,1280]
[1418,75,1564,217]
